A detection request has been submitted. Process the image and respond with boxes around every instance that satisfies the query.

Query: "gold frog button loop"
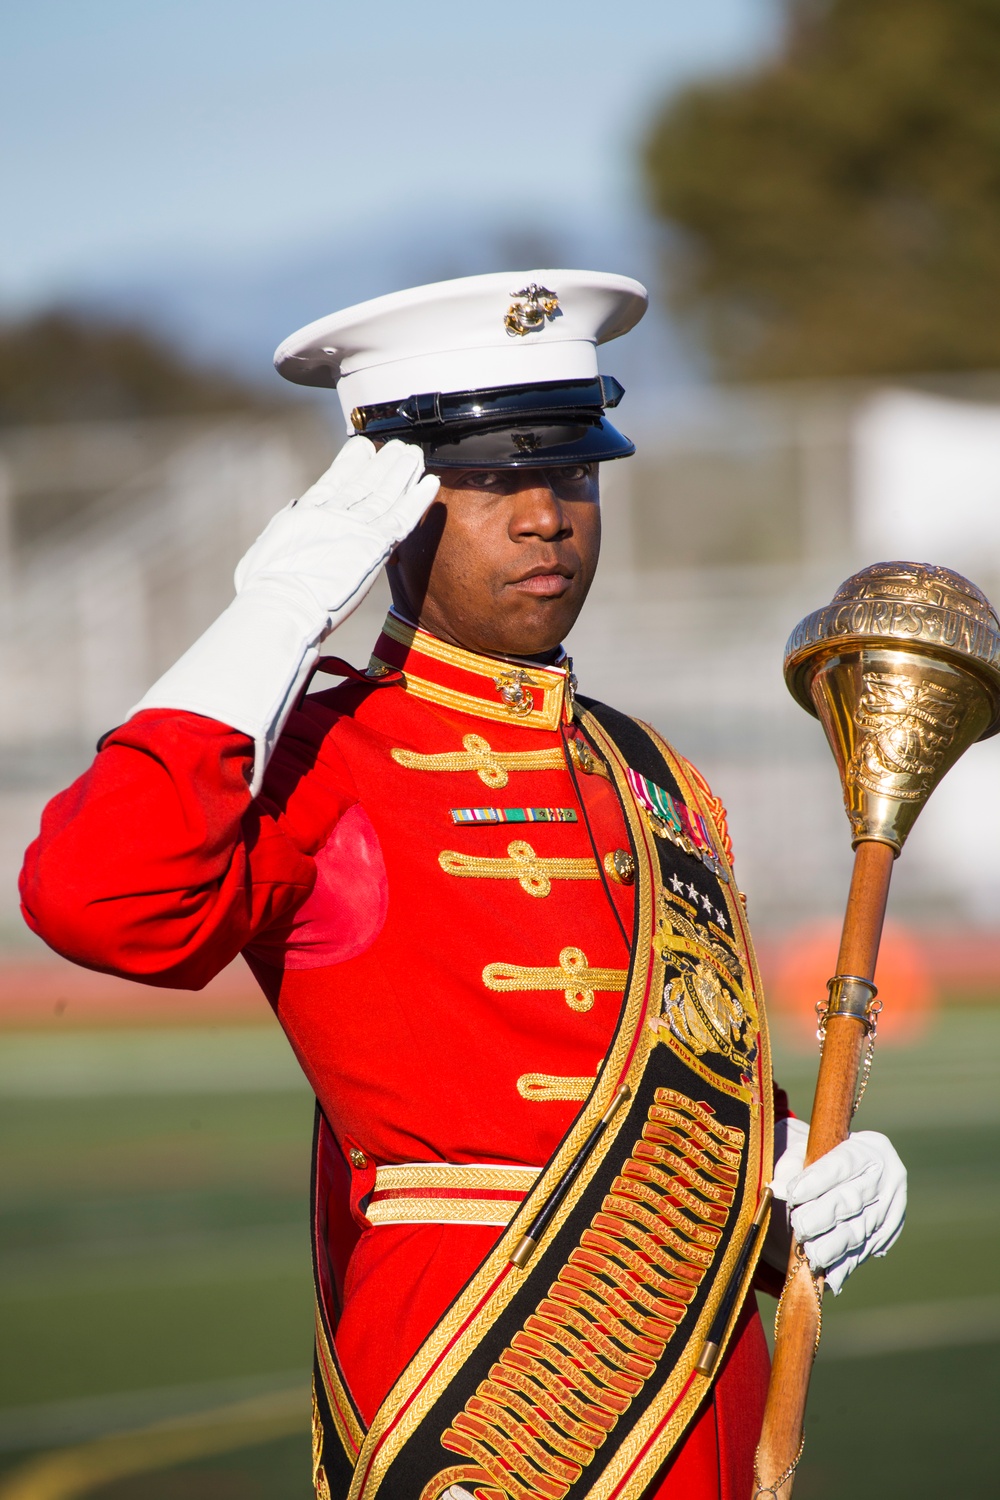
[392,733,564,788]
[483,946,627,1014]
[439,841,599,898]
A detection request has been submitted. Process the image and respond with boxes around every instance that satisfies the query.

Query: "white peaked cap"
[273,269,648,434]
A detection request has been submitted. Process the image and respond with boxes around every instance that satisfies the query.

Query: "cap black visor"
[420,414,634,469]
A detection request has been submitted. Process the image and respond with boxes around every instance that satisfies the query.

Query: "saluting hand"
[130,437,438,795]
[234,436,439,626]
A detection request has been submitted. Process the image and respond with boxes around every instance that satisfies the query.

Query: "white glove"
[130,437,438,794]
[769,1117,906,1295]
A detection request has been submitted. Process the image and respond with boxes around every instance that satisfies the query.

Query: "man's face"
[387,462,602,658]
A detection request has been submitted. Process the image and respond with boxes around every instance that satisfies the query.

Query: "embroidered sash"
[311,703,774,1500]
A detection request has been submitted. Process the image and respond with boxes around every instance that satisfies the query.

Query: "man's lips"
[508,566,574,598]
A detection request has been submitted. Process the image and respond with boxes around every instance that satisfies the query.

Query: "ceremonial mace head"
[784,562,1000,853]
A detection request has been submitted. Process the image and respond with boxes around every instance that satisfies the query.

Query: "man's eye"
[466,471,506,489]
[549,464,592,485]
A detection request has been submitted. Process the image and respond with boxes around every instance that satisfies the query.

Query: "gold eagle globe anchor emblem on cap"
[504,283,560,336]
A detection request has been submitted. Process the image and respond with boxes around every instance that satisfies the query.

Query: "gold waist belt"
[367,1162,542,1227]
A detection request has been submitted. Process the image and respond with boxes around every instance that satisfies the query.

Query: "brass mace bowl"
[784,561,1000,853]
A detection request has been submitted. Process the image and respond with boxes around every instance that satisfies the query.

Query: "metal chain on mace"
[752,561,1000,1498]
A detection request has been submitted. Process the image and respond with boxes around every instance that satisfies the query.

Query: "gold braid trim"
[421,1088,746,1500]
[374,614,569,731]
[569,1246,696,1310]
[646,1111,742,1171]
[439,841,599,897]
[312,1382,333,1500]
[627,1151,736,1208]
[476,1381,592,1463]
[443,1425,563,1499]
[592,1203,715,1271]
[511,1332,631,1413]
[483,947,628,1014]
[517,1074,594,1102]
[495,1351,616,1432]
[367,1197,524,1227]
[487,1363,609,1444]
[374,1163,540,1194]
[524,1312,645,1390]
[392,734,565,789]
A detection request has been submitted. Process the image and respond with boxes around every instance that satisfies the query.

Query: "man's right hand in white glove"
[130,437,439,794]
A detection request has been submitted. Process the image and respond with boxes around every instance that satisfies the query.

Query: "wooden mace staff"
[752,562,1000,1499]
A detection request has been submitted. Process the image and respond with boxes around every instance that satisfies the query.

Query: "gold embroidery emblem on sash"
[653,892,756,1065]
[392,733,565,789]
[439,841,599,897]
[483,947,628,1013]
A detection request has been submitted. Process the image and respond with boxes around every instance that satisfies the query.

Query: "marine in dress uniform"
[20,272,906,1500]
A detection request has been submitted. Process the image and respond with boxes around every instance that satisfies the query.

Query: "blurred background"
[3,1,1000,1495]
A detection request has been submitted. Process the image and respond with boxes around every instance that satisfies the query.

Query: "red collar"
[368,614,574,731]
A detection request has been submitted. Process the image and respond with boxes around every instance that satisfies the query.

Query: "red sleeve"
[19,708,339,989]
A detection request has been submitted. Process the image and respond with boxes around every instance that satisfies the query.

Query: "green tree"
[643,0,1000,379]
[0,310,282,425]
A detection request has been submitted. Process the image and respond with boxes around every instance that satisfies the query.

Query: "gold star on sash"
[392,733,565,789]
[438,840,599,897]
[483,946,628,1013]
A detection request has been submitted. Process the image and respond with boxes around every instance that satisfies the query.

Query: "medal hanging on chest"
[626,768,729,882]
[625,761,760,1101]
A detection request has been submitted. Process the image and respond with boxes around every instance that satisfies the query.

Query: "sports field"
[1,1008,998,1500]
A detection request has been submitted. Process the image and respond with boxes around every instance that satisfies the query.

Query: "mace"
[753,561,1000,1497]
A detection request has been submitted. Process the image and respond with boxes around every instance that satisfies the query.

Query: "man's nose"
[509,479,567,539]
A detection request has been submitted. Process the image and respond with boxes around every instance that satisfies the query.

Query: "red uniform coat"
[21,615,782,1499]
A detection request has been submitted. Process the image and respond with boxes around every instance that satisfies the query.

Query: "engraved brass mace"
[753,562,1000,1498]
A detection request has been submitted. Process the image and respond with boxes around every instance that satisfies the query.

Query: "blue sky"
[2,1,780,309]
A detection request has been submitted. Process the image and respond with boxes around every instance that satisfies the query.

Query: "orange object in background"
[764,917,937,1049]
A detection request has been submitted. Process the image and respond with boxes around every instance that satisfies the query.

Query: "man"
[20,271,905,1500]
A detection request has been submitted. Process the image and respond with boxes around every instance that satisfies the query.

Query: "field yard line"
[0,1369,306,1453]
[820,1294,1000,1360]
[0,1386,310,1500]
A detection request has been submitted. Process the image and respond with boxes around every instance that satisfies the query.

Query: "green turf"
[768,1009,1000,1496]
[1,1013,998,1499]
[0,1081,316,1412]
[88,1434,313,1500]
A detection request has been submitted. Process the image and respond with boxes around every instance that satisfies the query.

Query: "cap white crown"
[273,269,648,433]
